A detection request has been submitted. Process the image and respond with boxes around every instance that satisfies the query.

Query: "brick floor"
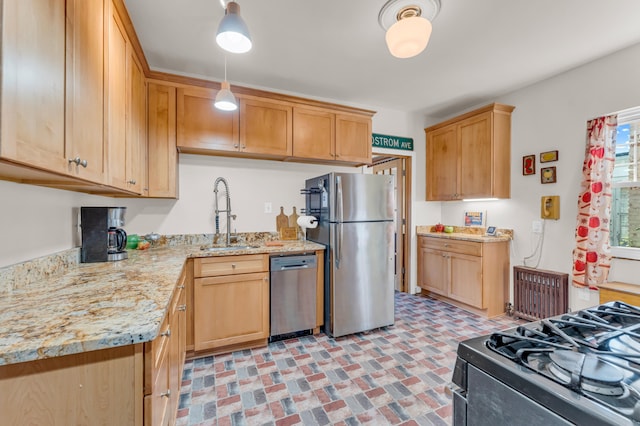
[177,292,524,425]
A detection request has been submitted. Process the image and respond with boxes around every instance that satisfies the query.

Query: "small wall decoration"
[540,150,559,163]
[464,211,486,227]
[522,155,535,175]
[541,166,557,184]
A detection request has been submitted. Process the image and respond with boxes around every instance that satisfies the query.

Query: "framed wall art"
[541,166,557,184]
[540,150,559,163]
[523,155,535,175]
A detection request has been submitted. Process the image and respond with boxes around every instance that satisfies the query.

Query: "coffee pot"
[81,207,129,262]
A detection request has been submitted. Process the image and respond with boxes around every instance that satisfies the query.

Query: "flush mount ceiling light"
[214,57,238,111]
[216,1,252,54]
[378,0,441,59]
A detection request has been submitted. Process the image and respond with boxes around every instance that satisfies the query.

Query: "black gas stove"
[451,301,640,425]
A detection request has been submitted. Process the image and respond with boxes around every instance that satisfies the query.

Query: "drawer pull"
[161,328,171,337]
[178,304,186,311]
[160,389,171,398]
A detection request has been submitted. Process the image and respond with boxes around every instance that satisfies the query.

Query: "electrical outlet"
[264,202,272,214]
[532,220,543,233]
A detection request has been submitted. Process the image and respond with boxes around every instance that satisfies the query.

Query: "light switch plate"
[532,220,543,233]
[264,202,272,214]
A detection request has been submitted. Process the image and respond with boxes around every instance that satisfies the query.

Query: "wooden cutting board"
[276,206,288,232]
[288,206,300,229]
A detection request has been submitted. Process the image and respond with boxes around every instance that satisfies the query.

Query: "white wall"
[432,42,640,310]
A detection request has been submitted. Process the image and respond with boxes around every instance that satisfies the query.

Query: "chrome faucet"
[213,177,236,246]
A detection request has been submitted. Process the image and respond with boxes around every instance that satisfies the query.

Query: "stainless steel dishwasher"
[270,254,317,339]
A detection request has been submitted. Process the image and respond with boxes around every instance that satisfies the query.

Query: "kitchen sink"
[200,245,259,252]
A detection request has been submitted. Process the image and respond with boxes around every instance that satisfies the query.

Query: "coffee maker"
[80,207,128,263]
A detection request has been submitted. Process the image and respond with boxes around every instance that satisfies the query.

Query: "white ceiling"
[125,0,640,117]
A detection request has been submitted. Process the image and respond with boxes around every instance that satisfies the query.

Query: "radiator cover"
[513,266,569,321]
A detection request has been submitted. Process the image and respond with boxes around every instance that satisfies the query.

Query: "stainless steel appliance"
[451,301,640,425]
[270,254,317,339]
[304,173,395,337]
[80,207,128,263]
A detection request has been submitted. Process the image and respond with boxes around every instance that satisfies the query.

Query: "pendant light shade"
[214,81,238,111]
[216,1,252,54]
[378,0,440,59]
[214,58,237,111]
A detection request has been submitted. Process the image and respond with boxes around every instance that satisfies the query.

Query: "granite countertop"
[416,225,512,243]
[0,240,324,366]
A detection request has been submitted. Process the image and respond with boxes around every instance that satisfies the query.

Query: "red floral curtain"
[572,115,617,289]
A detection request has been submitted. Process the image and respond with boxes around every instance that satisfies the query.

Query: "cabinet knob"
[127,179,136,185]
[241,145,246,151]
[444,243,449,247]
[161,328,171,337]
[231,264,236,268]
[233,144,239,149]
[160,389,171,398]
[68,157,88,168]
[178,304,186,311]
[177,285,185,290]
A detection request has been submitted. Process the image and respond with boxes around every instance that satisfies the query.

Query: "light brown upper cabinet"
[177,86,239,154]
[0,0,67,174]
[292,108,372,165]
[425,103,515,201]
[127,52,147,195]
[335,113,372,164]
[177,90,293,159]
[292,107,336,161]
[65,0,107,184]
[106,1,145,195]
[147,82,178,199]
[239,97,293,158]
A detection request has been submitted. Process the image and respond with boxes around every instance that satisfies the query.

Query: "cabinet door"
[292,107,335,161]
[458,112,492,199]
[449,252,483,307]
[194,272,269,351]
[125,52,146,194]
[239,98,292,157]
[419,247,448,296]
[65,0,106,183]
[426,125,458,200]
[177,86,239,153]
[147,83,178,198]
[168,285,184,423]
[0,0,66,173]
[105,4,128,190]
[335,113,372,164]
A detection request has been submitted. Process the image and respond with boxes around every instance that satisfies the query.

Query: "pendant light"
[378,0,441,59]
[216,1,252,54]
[214,57,238,111]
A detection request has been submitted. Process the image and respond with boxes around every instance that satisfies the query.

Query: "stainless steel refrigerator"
[304,172,395,337]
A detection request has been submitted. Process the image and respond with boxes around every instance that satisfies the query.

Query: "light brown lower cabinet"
[144,268,186,425]
[417,235,509,318]
[193,254,270,353]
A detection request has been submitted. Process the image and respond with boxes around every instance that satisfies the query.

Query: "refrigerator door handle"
[336,175,344,223]
[336,222,342,269]
[335,175,344,269]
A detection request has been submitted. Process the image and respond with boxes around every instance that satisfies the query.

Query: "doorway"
[369,155,412,293]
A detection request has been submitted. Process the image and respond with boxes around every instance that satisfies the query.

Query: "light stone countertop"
[416,225,512,243]
[0,241,324,366]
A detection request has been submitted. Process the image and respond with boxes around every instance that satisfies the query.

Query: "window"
[611,108,640,258]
